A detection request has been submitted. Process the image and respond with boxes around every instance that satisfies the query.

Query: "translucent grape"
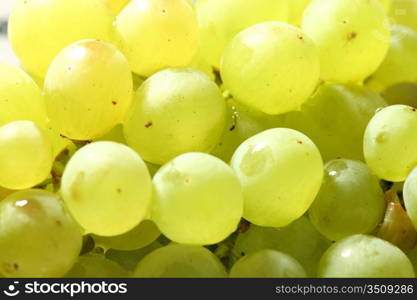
[221,22,320,115]
[152,153,243,245]
[389,0,417,32]
[230,128,323,227]
[275,84,387,162]
[0,121,53,190]
[134,244,227,278]
[287,0,311,26]
[408,247,417,276]
[8,0,117,78]
[107,0,130,14]
[380,0,392,11]
[95,124,126,144]
[66,254,128,278]
[302,0,390,83]
[0,190,82,277]
[404,166,417,231]
[318,234,415,277]
[309,159,385,241]
[232,216,331,276]
[381,83,417,107]
[196,0,288,69]
[368,25,417,91]
[61,141,152,236]
[92,220,160,251]
[230,249,306,278]
[115,0,198,77]
[364,105,417,182]
[44,40,133,141]
[0,62,47,127]
[123,68,227,165]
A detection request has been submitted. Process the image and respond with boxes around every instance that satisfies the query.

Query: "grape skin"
[404,166,417,231]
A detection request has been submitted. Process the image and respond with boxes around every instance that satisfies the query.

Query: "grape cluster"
[0,0,416,278]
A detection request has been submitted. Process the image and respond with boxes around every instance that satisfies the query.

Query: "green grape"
[44,39,133,141]
[287,0,311,26]
[196,0,288,69]
[92,220,160,251]
[0,121,53,190]
[381,0,392,11]
[318,234,415,277]
[145,162,160,178]
[66,254,128,278]
[61,141,152,236]
[389,0,417,32]
[134,244,227,278]
[0,62,47,127]
[152,153,243,245]
[404,166,417,231]
[189,51,215,81]
[232,216,331,276]
[0,187,13,201]
[107,0,130,14]
[0,189,82,277]
[105,241,162,272]
[95,124,126,144]
[275,84,387,162]
[230,128,323,227]
[368,25,417,91]
[8,0,118,78]
[221,22,320,115]
[123,68,227,165]
[45,124,74,158]
[230,249,306,278]
[408,247,417,276]
[309,159,385,241]
[302,0,390,83]
[115,0,198,77]
[364,105,417,182]
[381,83,417,107]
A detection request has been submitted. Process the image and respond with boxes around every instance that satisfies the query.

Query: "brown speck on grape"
[297,140,303,144]
[145,121,153,128]
[347,32,357,41]
[411,107,416,112]
[297,34,304,40]
[184,178,190,183]
[112,101,117,105]
[229,125,236,131]
[13,263,19,270]
[162,9,166,13]
[117,188,122,193]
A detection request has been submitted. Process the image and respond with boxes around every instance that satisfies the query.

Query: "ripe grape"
[61,141,152,236]
[368,25,417,91]
[275,84,387,162]
[287,0,311,26]
[364,105,417,182]
[302,0,390,83]
[0,121,53,190]
[107,0,130,14]
[0,190,82,277]
[8,0,117,78]
[404,166,417,231]
[123,68,227,165]
[318,234,415,277]
[115,0,198,77]
[389,0,417,32]
[0,62,47,128]
[134,244,227,278]
[381,83,417,107]
[44,40,133,141]
[92,220,160,251]
[221,22,320,115]
[230,128,323,227]
[309,159,385,241]
[152,153,243,245]
[66,254,128,278]
[230,249,306,278]
[95,124,126,144]
[196,0,288,69]
[232,216,331,276]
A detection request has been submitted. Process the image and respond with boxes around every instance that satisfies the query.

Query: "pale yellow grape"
[92,220,160,251]
[318,235,415,277]
[44,40,133,141]
[196,0,288,69]
[381,0,392,11]
[61,142,152,236]
[152,153,243,245]
[115,0,198,77]
[45,125,74,158]
[230,128,323,227]
[404,166,417,230]
[369,25,417,90]
[8,0,117,78]
[0,62,47,127]
[107,0,130,14]
[134,244,227,278]
[0,121,53,190]
[381,83,417,107]
[287,0,311,26]
[364,105,417,182]
[0,190,82,277]
[66,254,128,278]
[229,250,306,278]
[123,68,227,165]
[389,0,417,32]
[302,0,390,83]
[190,51,215,81]
[221,22,320,115]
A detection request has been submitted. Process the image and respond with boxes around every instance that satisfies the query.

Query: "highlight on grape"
[0,0,416,279]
